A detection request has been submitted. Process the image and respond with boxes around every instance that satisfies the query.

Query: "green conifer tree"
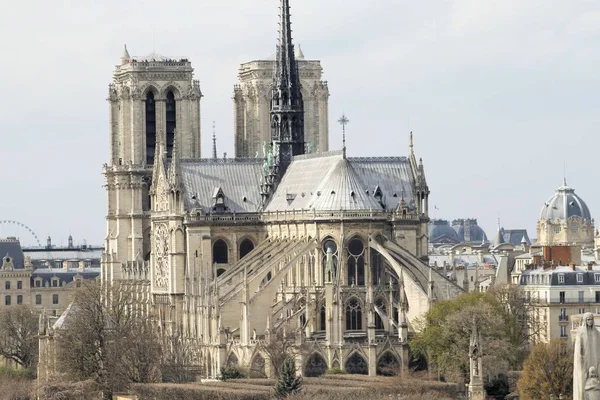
[274,356,303,398]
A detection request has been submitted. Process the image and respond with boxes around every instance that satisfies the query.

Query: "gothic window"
[322,238,338,283]
[371,250,384,285]
[375,298,386,330]
[304,353,327,377]
[347,238,365,286]
[319,303,326,331]
[166,91,176,158]
[346,298,362,331]
[377,352,400,376]
[145,91,156,164]
[213,239,228,264]
[239,239,255,260]
[345,353,368,375]
[217,268,226,277]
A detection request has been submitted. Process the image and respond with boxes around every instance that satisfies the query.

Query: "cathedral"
[101,0,462,378]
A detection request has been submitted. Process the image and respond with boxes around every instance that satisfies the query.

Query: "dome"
[452,219,488,243]
[540,183,592,221]
[429,220,460,243]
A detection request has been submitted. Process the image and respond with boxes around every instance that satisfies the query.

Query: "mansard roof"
[0,238,25,269]
[181,159,264,213]
[265,151,414,212]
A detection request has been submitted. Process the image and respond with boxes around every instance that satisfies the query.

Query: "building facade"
[0,237,100,315]
[233,49,329,158]
[99,0,464,379]
[537,181,595,248]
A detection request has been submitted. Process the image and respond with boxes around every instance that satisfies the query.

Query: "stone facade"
[99,0,464,379]
[233,56,329,158]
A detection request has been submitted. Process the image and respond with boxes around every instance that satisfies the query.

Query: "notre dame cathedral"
[101,0,462,378]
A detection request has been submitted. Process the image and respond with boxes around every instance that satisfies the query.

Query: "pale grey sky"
[0,0,598,246]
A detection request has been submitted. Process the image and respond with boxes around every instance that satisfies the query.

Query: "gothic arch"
[347,236,366,286]
[213,238,229,264]
[173,228,185,253]
[140,83,160,98]
[345,352,368,375]
[161,82,183,99]
[226,352,239,367]
[345,297,363,331]
[250,352,266,378]
[376,351,400,376]
[239,237,255,260]
[304,352,327,377]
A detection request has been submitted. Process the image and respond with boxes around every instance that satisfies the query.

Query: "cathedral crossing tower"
[270,0,305,170]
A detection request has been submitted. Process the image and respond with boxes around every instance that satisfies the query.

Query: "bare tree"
[256,327,306,379]
[488,284,546,366]
[0,305,38,371]
[55,282,162,400]
[161,331,195,383]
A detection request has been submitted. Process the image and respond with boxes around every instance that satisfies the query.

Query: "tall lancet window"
[166,91,176,157]
[145,92,156,164]
[347,238,365,286]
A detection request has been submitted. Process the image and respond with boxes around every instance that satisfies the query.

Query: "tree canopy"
[517,339,573,399]
[410,289,531,382]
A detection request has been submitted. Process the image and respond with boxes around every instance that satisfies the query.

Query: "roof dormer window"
[577,273,584,283]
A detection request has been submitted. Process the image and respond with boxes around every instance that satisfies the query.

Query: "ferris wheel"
[0,220,42,247]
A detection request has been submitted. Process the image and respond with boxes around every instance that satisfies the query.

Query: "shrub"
[221,366,245,381]
[274,357,303,399]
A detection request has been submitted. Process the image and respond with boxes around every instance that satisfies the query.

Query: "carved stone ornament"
[154,223,170,289]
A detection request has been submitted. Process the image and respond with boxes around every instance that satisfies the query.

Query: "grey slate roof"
[502,229,531,246]
[521,265,600,286]
[0,239,25,268]
[540,184,592,221]
[181,160,264,213]
[265,152,414,212]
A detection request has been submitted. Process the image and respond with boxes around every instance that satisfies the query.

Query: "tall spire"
[212,121,217,160]
[270,0,305,171]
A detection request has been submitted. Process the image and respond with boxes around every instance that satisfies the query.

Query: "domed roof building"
[452,219,488,244]
[429,219,461,245]
[537,181,595,247]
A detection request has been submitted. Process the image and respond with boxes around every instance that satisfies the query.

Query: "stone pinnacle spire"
[270,0,305,172]
[212,121,217,160]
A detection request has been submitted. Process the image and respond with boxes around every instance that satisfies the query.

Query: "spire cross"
[338,114,350,155]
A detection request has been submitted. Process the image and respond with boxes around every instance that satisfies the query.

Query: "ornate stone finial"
[338,114,350,159]
[121,44,130,64]
[409,131,414,155]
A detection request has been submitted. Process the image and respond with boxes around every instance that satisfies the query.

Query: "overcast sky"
[0,0,598,246]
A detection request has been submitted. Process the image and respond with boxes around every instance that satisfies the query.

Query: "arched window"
[217,268,226,277]
[347,238,365,286]
[213,239,228,264]
[304,353,327,377]
[346,298,362,331]
[145,91,156,164]
[166,91,176,158]
[375,298,386,330]
[371,250,384,285]
[377,352,400,376]
[239,239,255,259]
[319,303,326,331]
[322,238,338,283]
[345,353,368,375]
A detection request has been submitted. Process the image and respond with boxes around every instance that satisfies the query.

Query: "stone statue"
[574,312,600,400]
[586,366,600,400]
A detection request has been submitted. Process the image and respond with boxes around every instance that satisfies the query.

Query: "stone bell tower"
[102,46,202,282]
